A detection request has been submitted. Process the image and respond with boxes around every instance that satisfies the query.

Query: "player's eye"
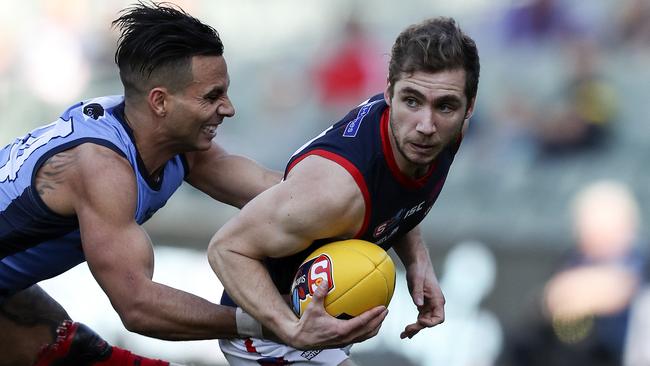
[404,97,419,108]
[439,104,453,113]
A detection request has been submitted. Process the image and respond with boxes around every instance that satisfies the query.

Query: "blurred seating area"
[2,0,649,365]
[1,0,647,250]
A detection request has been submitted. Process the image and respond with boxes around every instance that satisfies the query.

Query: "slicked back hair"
[388,17,480,103]
[112,2,224,99]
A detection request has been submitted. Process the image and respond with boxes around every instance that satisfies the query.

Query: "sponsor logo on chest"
[372,200,432,244]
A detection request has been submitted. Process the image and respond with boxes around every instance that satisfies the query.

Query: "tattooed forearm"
[35,151,77,196]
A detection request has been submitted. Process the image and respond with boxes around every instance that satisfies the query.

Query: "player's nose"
[416,110,437,135]
[218,95,235,117]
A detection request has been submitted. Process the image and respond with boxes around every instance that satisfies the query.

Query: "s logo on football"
[308,255,333,294]
[290,254,334,316]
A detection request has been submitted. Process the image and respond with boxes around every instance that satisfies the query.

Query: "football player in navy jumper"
[210,16,480,365]
[0,3,383,366]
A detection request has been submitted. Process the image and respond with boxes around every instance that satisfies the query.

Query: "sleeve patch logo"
[82,103,105,120]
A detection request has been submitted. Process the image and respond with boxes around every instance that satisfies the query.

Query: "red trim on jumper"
[287,149,371,239]
[245,338,258,353]
[380,108,436,189]
[97,348,170,366]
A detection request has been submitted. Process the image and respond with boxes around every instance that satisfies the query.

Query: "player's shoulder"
[284,154,363,205]
[34,141,136,214]
[281,156,365,239]
[59,95,136,156]
[62,143,133,183]
[55,143,137,207]
[287,153,349,179]
[61,95,125,122]
[340,93,387,125]
[355,93,386,109]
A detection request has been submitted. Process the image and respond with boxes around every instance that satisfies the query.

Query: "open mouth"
[202,125,218,135]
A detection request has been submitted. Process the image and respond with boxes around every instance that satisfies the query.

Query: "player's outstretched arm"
[208,155,388,349]
[56,144,239,340]
[393,227,445,339]
[185,142,282,209]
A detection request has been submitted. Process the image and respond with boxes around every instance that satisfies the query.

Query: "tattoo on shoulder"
[36,151,77,196]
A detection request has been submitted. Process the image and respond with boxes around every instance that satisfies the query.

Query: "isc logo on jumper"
[374,201,431,245]
[290,254,334,316]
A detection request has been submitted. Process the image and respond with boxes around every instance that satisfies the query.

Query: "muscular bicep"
[214,155,366,259]
[67,144,155,310]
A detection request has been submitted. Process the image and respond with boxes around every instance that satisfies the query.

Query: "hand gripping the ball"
[290,240,395,318]
[290,279,388,350]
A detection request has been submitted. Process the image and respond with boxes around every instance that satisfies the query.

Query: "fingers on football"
[360,306,388,333]
[310,279,329,307]
[345,306,387,343]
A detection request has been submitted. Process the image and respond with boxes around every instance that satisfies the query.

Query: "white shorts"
[219,338,352,366]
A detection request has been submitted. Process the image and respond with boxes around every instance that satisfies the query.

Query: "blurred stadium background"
[2,0,649,365]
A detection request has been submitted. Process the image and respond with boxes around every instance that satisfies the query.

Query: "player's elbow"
[121,312,147,334]
[113,294,161,337]
[116,302,152,335]
[207,231,229,277]
[208,227,264,279]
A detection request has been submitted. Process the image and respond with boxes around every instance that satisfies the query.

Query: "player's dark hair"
[112,1,224,98]
[388,17,480,103]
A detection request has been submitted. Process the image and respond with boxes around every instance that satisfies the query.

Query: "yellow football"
[290,239,396,319]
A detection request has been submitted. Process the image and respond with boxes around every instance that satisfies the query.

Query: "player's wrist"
[235,307,263,338]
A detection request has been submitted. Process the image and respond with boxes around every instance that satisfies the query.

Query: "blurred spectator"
[501,0,582,45]
[310,17,386,120]
[532,39,618,160]
[20,0,90,105]
[624,269,650,365]
[473,89,538,168]
[499,180,646,366]
[0,25,13,76]
[424,241,503,366]
[356,241,502,366]
[615,0,650,51]
[473,38,618,168]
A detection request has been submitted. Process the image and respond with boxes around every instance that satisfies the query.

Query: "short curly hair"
[388,17,480,102]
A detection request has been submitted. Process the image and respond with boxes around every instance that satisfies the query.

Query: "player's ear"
[383,83,392,105]
[464,96,477,121]
[461,97,477,137]
[149,87,169,118]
